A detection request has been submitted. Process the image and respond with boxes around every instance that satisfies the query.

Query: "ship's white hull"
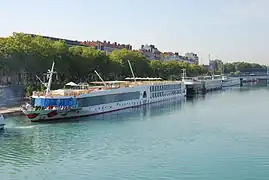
[0,114,4,130]
[222,78,241,87]
[22,82,186,122]
[203,79,222,91]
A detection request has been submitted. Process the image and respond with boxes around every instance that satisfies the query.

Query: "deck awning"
[65,82,78,86]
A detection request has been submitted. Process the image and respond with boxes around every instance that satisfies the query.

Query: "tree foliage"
[224,62,267,74]
[0,33,266,89]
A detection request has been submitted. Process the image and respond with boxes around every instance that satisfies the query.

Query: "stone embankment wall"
[0,85,25,107]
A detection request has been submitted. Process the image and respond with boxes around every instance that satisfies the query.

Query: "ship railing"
[32,81,182,97]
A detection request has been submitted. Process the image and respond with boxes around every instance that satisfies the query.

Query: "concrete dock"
[0,106,23,117]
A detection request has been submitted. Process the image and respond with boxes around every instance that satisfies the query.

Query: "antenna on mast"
[182,69,186,81]
[45,61,57,95]
[208,53,215,79]
[36,75,47,88]
[127,60,136,82]
[222,62,224,77]
[94,70,107,87]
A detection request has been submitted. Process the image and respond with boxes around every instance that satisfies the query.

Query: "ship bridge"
[33,97,77,108]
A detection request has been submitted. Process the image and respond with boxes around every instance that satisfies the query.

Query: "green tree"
[0,32,267,92]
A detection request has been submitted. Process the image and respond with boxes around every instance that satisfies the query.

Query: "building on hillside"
[26,33,133,53]
[163,52,198,64]
[80,40,132,53]
[26,33,85,47]
[139,44,163,60]
[209,59,223,71]
[185,52,199,64]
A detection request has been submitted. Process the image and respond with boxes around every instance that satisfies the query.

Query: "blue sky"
[1,0,268,64]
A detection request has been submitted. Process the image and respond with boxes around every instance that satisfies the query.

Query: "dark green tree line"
[0,33,266,90]
[0,33,208,86]
[224,62,267,74]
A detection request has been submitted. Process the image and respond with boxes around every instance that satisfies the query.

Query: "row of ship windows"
[151,90,182,98]
[77,91,140,107]
[89,101,142,111]
[150,84,181,92]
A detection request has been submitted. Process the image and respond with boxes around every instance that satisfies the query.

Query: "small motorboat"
[0,114,4,130]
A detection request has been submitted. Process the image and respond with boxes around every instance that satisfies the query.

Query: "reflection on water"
[1,86,269,180]
[0,97,186,177]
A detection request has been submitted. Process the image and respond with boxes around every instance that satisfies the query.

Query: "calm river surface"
[1,86,269,180]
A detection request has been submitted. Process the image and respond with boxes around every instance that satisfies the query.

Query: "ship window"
[142,91,147,98]
[77,91,140,107]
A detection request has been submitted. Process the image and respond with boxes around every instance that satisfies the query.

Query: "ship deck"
[32,80,183,98]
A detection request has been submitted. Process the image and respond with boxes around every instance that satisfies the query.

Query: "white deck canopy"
[65,82,78,86]
[125,77,162,81]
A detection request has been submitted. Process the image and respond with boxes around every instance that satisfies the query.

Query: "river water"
[1,86,269,180]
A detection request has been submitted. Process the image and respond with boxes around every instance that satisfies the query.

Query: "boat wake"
[13,125,36,129]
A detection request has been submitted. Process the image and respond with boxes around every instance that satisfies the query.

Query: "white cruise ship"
[197,75,222,91]
[21,62,186,122]
[0,114,4,130]
[181,69,222,92]
[221,76,241,87]
[183,75,222,91]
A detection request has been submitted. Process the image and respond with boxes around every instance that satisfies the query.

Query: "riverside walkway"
[0,106,23,117]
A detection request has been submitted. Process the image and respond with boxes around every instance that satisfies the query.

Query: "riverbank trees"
[0,33,208,86]
[0,33,267,89]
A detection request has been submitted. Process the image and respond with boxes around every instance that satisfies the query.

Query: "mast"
[46,61,56,95]
[182,69,186,81]
[221,62,224,77]
[127,60,136,82]
[94,70,107,87]
[36,75,47,87]
[208,53,214,79]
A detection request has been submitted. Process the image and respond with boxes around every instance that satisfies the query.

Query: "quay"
[0,106,23,117]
